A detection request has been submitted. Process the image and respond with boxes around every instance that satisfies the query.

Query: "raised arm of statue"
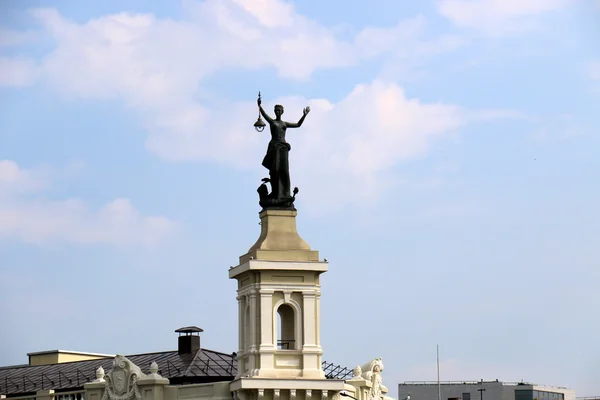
[286,106,310,128]
[258,96,274,124]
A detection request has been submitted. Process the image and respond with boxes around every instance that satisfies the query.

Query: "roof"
[0,348,236,395]
[27,350,115,357]
[175,326,204,334]
[0,349,353,395]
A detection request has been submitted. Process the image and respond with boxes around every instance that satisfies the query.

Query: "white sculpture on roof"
[346,358,392,400]
[101,355,146,400]
[361,358,386,400]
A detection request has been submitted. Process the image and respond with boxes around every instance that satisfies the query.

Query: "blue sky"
[1,0,599,396]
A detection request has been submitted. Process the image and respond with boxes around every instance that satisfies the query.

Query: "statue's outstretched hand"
[303,106,310,116]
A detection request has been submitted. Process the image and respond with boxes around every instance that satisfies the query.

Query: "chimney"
[175,326,203,355]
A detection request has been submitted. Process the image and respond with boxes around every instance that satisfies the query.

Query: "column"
[259,291,274,348]
[248,291,258,374]
[302,292,317,347]
[315,291,322,346]
[236,294,245,378]
[258,290,275,376]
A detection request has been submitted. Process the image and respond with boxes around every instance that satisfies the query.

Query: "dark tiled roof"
[0,349,236,396]
[0,350,352,396]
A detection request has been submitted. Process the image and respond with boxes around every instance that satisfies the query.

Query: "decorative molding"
[95,367,105,382]
[306,390,312,399]
[258,389,265,399]
[274,389,281,400]
[148,361,162,378]
[322,390,328,400]
[360,358,387,400]
[290,389,297,399]
[283,291,292,303]
[101,355,145,400]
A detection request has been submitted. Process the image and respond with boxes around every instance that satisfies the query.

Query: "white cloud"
[437,0,569,35]
[0,57,39,87]
[292,82,465,207]
[231,0,296,28]
[2,1,518,210]
[143,81,471,211]
[0,160,177,245]
[0,28,38,47]
[0,160,49,195]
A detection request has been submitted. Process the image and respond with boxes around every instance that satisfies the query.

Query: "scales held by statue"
[253,91,310,211]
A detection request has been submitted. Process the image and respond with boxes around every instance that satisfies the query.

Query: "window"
[515,390,533,400]
[517,390,564,400]
[277,304,296,350]
[533,391,563,400]
[463,393,471,400]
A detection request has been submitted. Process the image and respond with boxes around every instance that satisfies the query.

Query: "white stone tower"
[229,209,344,400]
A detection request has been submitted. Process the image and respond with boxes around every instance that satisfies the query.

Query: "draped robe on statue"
[262,119,292,201]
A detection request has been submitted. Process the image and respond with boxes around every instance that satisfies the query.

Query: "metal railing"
[2,390,84,400]
[400,381,572,390]
[276,340,295,350]
[401,381,502,385]
[322,362,353,380]
[55,391,85,400]
[1,368,96,394]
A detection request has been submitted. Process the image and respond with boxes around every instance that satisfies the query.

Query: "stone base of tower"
[239,209,319,265]
[230,259,328,380]
[231,209,330,382]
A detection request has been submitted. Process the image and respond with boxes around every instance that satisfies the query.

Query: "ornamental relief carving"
[356,358,388,400]
[101,355,145,400]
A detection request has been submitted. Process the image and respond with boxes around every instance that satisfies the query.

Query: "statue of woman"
[257,94,310,206]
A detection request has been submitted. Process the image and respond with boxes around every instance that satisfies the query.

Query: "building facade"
[397,381,576,400]
[1,209,394,400]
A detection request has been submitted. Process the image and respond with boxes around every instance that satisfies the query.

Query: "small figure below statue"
[254,92,310,210]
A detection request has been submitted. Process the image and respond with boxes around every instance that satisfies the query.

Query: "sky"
[1,0,599,396]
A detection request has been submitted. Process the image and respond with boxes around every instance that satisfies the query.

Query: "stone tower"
[229,209,344,400]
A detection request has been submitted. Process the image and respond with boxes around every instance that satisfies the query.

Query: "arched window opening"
[277,304,295,350]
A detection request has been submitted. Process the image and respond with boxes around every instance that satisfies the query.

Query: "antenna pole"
[437,345,441,400]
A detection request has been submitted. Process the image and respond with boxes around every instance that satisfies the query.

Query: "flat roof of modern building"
[399,381,572,391]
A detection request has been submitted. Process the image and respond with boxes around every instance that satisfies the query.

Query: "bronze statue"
[255,92,310,210]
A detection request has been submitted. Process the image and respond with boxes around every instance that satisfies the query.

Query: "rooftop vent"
[175,326,203,355]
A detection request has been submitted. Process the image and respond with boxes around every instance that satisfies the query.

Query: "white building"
[1,209,396,400]
[397,380,576,400]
